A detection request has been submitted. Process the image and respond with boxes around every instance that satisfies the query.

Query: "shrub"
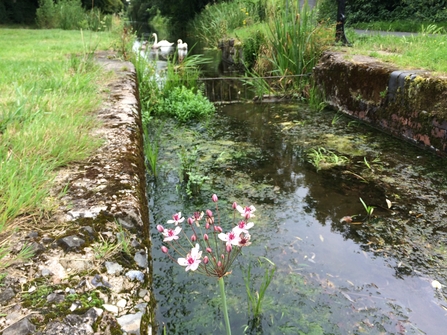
[154,86,215,122]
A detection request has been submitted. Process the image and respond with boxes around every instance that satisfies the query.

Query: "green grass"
[342,26,447,74]
[0,27,121,271]
[349,20,447,33]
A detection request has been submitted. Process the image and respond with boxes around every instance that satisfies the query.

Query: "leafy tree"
[81,0,124,14]
[0,0,39,24]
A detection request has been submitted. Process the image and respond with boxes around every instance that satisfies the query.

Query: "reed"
[244,257,276,331]
[267,0,332,91]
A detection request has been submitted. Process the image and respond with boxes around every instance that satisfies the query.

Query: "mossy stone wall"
[313,51,447,155]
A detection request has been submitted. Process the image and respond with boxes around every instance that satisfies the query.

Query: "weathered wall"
[313,51,447,155]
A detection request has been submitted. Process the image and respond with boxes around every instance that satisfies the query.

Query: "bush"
[154,86,215,122]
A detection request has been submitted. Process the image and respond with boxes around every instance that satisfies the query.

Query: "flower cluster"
[157,194,255,278]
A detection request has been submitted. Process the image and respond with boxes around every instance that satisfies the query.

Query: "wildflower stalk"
[219,276,232,335]
[158,194,257,333]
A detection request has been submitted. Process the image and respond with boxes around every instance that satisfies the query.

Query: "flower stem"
[218,277,232,335]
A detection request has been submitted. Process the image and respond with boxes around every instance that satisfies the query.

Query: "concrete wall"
[313,51,447,155]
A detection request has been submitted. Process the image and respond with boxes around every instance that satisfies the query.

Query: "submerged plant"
[157,194,257,335]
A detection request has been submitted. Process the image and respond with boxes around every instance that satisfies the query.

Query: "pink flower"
[236,205,256,219]
[193,211,204,227]
[178,244,202,271]
[167,212,185,225]
[162,226,182,242]
[193,211,204,221]
[212,194,218,202]
[218,229,241,246]
[238,233,252,247]
[233,220,254,234]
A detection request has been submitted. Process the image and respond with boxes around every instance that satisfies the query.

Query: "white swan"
[152,33,174,49]
[177,39,188,50]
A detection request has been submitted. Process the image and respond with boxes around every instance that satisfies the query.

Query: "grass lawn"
[0,27,121,270]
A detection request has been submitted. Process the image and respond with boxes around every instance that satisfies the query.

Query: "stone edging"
[0,52,153,335]
[314,51,447,156]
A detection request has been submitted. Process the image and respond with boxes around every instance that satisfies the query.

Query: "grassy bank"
[0,28,121,270]
[343,27,447,75]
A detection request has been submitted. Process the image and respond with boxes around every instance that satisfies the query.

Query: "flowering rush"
[157,194,255,278]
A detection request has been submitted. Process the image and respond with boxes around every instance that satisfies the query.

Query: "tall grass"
[0,28,120,272]
[36,0,114,31]
[267,0,332,90]
[188,0,269,47]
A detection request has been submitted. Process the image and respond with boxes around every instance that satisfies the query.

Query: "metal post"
[335,0,350,46]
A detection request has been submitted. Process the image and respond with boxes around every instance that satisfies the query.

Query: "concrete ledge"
[314,51,447,155]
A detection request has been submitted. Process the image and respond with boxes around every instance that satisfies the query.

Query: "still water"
[147,102,447,334]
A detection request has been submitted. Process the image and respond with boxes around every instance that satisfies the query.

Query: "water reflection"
[148,103,447,334]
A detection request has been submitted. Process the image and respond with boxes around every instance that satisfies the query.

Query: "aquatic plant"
[359,197,375,218]
[307,147,349,171]
[157,194,258,335]
[244,256,276,331]
[143,124,163,177]
[154,86,215,122]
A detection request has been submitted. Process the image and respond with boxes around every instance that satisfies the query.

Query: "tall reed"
[188,0,268,46]
[267,0,332,91]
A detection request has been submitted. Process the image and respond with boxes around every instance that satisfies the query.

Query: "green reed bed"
[187,0,269,47]
[0,28,118,270]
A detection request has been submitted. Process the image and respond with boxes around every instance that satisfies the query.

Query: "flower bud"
[203,256,209,264]
[221,254,225,259]
[206,209,213,217]
[232,202,238,209]
[215,226,223,233]
[205,222,210,229]
[212,194,218,202]
[204,234,209,241]
[206,247,212,253]
[217,261,222,267]
[226,244,232,252]
[191,234,197,242]
[161,246,168,254]
[156,224,164,232]
[187,217,194,225]
[245,212,251,220]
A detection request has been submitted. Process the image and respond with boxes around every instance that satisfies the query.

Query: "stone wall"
[313,51,447,155]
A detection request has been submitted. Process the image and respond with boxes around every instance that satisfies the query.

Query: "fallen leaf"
[340,216,352,223]
[386,199,392,208]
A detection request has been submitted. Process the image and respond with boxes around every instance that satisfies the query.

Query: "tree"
[0,0,39,24]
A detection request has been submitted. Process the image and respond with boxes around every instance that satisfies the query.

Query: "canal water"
[147,101,447,334]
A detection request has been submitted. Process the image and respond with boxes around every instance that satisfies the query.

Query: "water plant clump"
[307,147,349,171]
[156,194,260,335]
